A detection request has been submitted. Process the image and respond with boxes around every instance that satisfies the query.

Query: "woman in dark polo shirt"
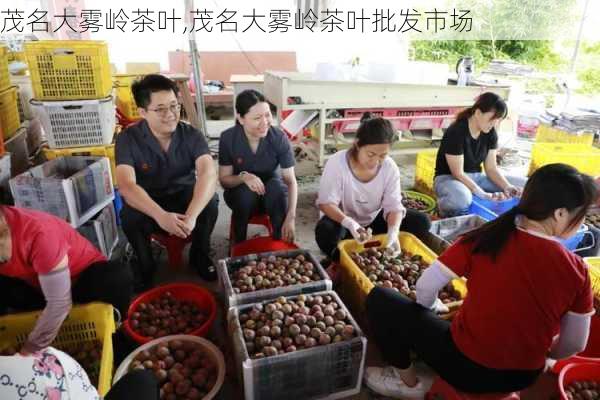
[434,92,526,217]
[219,90,298,244]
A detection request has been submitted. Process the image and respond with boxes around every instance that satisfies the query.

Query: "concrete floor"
[114,119,534,399]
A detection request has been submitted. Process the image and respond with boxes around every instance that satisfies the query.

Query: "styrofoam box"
[217,249,332,309]
[77,203,118,258]
[228,290,367,400]
[10,156,114,227]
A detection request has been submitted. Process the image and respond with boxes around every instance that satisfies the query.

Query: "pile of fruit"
[350,247,461,304]
[239,294,357,359]
[402,194,430,211]
[128,338,219,399]
[129,291,208,339]
[586,213,600,229]
[1,340,103,387]
[230,253,323,294]
[563,380,600,400]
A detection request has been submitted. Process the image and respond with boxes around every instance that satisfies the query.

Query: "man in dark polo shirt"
[115,74,219,287]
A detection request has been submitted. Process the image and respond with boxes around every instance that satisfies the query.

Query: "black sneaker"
[193,255,218,282]
[198,264,218,282]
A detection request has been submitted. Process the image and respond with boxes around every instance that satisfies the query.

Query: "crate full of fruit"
[337,233,467,319]
[217,249,332,308]
[228,291,366,400]
[0,303,115,396]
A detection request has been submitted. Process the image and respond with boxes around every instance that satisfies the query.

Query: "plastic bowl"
[558,362,600,399]
[123,283,217,344]
[402,190,437,214]
[113,334,225,400]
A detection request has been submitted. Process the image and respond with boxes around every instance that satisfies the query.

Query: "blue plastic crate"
[468,195,520,221]
[558,224,588,251]
[113,189,122,226]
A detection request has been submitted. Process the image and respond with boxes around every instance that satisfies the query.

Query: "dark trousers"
[0,260,133,317]
[105,370,159,400]
[315,209,431,259]
[224,177,288,243]
[366,287,542,393]
[120,186,219,285]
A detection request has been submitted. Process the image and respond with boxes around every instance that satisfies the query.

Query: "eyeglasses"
[147,103,182,117]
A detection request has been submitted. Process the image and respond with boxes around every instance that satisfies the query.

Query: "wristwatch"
[239,171,248,178]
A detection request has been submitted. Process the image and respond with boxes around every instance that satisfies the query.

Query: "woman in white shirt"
[315,114,431,258]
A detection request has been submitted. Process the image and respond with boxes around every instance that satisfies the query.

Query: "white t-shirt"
[0,347,100,400]
[316,150,406,226]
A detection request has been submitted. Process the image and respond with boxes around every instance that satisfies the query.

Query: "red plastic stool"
[229,213,273,242]
[150,233,192,270]
[426,377,520,400]
[230,236,298,257]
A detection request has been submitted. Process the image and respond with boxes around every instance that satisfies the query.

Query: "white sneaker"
[364,366,430,399]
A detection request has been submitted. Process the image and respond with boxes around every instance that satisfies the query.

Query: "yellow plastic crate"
[113,74,142,120]
[0,86,20,139]
[528,143,600,177]
[337,232,467,318]
[43,144,117,186]
[414,149,438,197]
[25,40,112,100]
[585,257,600,299]
[0,45,9,91]
[536,123,594,146]
[0,302,115,396]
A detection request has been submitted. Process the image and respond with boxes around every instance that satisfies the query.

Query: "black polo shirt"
[115,120,210,197]
[218,125,295,182]
[435,118,498,177]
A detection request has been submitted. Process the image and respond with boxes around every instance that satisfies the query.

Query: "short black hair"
[235,89,267,117]
[132,74,179,109]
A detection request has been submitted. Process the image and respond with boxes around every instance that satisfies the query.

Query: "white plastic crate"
[429,214,488,252]
[218,249,332,309]
[9,156,114,227]
[31,96,115,148]
[228,290,367,400]
[77,203,118,258]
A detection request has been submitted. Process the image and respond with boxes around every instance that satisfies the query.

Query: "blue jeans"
[434,173,527,217]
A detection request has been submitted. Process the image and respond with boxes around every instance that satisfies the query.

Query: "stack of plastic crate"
[218,249,367,399]
[0,44,19,147]
[21,40,117,255]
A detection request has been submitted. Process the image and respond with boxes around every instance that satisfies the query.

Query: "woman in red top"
[364,163,597,398]
[0,206,133,354]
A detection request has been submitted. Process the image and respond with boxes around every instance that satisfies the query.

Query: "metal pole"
[569,0,591,74]
[185,0,209,137]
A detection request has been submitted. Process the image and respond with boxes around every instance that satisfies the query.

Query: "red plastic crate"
[122,283,217,344]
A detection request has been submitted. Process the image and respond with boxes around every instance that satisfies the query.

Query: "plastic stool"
[150,233,192,270]
[230,236,298,257]
[426,377,520,400]
[229,213,273,242]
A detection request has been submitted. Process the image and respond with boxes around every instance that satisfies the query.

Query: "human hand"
[385,226,401,257]
[242,173,265,195]
[431,298,450,314]
[503,185,521,198]
[341,217,370,243]
[282,215,296,243]
[156,211,188,238]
